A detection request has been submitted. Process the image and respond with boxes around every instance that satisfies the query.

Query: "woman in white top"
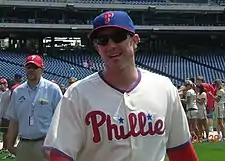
[181,80,200,141]
[196,84,209,141]
[209,79,225,140]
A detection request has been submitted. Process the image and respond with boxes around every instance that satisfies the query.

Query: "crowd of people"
[178,76,225,142]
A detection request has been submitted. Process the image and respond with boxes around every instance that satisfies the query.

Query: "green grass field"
[165,142,225,161]
[0,142,224,161]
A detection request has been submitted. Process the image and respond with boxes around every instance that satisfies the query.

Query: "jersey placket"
[123,92,140,159]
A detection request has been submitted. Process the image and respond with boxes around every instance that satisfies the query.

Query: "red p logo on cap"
[104,12,114,24]
[25,55,44,68]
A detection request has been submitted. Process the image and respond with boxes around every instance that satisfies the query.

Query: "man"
[0,80,16,159]
[10,73,23,95]
[0,78,8,152]
[6,55,63,161]
[0,78,8,98]
[44,11,198,161]
[14,73,23,84]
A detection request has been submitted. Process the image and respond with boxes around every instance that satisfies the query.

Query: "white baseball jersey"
[197,92,207,119]
[44,69,190,161]
[214,88,225,118]
[215,88,225,109]
[186,89,197,110]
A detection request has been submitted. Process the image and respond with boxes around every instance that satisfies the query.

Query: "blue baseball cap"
[89,11,135,39]
[14,73,23,79]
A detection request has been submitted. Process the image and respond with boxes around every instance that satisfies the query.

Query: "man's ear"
[132,34,140,51]
[94,43,99,53]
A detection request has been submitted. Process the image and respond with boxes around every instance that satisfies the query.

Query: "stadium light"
[71,27,78,30]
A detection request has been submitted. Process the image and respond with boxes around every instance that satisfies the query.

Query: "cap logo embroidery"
[104,12,114,24]
[31,55,36,60]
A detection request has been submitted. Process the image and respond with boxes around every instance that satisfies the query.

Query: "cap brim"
[25,61,42,68]
[88,25,135,39]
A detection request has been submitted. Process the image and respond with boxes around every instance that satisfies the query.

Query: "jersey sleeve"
[166,84,191,150]
[43,85,85,160]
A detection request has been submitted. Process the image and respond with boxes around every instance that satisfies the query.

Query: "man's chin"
[27,75,36,80]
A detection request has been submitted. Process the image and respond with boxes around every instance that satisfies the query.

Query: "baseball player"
[43,11,198,161]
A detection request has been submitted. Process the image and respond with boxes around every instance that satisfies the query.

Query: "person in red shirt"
[196,76,216,132]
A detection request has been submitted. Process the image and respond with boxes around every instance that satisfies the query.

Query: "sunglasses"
[93,30,134,46]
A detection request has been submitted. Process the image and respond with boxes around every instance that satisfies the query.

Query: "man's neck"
[28,78,41,88]
[102,66,139,91]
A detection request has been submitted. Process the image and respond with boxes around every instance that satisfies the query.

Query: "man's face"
[25,63,43,81]
[0,82,7,91]
[93,28,139,71]
[59,84,66,92]
[15,77,22,83]
[68,78,76,86]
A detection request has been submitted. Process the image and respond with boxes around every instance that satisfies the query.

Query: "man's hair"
[196,76,205,83]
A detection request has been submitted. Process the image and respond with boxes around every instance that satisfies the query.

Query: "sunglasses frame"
[92,30,134,46]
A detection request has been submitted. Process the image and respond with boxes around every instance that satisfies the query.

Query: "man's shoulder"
[139,68,173,85]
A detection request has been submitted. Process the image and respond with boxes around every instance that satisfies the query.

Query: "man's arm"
[49,150,71,161]
[167,141,198,161]
[6,90,19,154]
[7,120,19,154]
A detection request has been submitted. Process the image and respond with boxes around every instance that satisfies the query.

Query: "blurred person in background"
[14,73,23,85]
[196,84,209,142]
[0,80,16,159]
[181,80,200,142]
[178,85,187,112]
[11,73,23,94]
[196,76,216,132]
[0,78,8,96]
[209,79,225,141]
[68,77,77,87]
[0,78,8,152]
[59,84,66,94]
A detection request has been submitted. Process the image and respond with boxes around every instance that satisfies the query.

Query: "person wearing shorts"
[196,84,209,141]
[209,79,225,141]
[181,80,200,142]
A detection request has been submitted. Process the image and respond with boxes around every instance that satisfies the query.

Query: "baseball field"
[0,141,224,161]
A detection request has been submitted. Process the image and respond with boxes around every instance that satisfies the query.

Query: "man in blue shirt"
[7,55,62,161]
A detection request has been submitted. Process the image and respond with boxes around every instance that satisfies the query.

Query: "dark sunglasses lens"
[94,31,130,46]
[111,32,128,43]
[94,36,109,46]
